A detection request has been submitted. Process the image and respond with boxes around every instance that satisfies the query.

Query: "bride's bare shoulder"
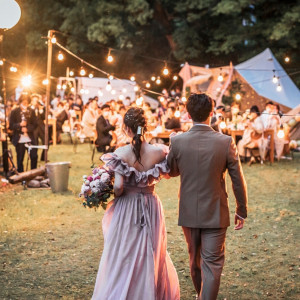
[114,145,131,160]
[146,144,166,161]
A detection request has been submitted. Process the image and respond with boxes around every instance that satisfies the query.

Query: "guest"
[73,95,83,111]
[9,94,38,172]
[95,104,116,153]
[123,96,131,107]
[81,99,98,139]
[211,105,225,132]
[31,94,46,161]
[261,101,274,129]
[51,95,61,110]
[164,107,181,130]
[55,102,70,144]
[237,105,264,163]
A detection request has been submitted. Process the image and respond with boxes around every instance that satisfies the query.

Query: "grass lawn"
[0,136,299,299]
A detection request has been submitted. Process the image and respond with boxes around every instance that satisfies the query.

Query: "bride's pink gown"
[92,153,180,300]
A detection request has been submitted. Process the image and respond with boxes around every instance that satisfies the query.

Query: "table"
[48,118,57,146]
[231,129,275,163]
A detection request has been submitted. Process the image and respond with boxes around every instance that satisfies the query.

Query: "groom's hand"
[234,214,245,230]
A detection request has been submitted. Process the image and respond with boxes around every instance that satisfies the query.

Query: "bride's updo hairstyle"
[124,107,147,164]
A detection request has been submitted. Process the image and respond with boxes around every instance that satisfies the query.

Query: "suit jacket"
[167,125,247,228]
[9,106,37,147]
[95,115,115,147]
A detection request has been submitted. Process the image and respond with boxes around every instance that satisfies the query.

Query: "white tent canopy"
[235,48,300,109]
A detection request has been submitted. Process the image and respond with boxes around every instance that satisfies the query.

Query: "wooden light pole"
[44,30,54,163]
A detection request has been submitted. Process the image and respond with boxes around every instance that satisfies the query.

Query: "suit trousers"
[16,143,38,173]
[182,227,227,300]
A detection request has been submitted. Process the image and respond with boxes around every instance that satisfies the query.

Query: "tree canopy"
[3,0,300,85]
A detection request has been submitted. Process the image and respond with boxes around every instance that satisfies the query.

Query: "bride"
[92,107,180,300]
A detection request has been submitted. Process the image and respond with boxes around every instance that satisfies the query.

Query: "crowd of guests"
[0,89,288,173]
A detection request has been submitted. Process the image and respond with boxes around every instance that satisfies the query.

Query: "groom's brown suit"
[167,124,247,300]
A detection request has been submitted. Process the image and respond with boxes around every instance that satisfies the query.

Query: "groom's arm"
[167,137,180,177]
[226,137,248,219]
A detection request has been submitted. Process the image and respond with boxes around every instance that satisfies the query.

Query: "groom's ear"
[209,111,213,117]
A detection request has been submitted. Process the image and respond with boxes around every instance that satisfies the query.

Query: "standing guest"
[31,94,46,161]
[270,104,285,159]
[82,99,98,139]
[211,105,225,132]
[9,94,38,172]
[164,107,181,130]
[95,104,116,153]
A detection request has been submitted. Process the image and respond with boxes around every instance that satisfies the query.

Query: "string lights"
[80,66,86,76]
[276,83,282,92]
[51,36,57,44]
[235,93,241,101]
[88,73,94,78]
[145,82,151,88]
[109,74,114,80]
[173,75,178,81]
[151,76,156,81]
[272,70,278,83]
[107,49,113,63]
[130,75,135,82]
[69,70,74,76]
[156,76,161,85]
[174,109,180,118]
[218,68,224,82]
[42,79,49,85]
[162,62,169,76]
[106,80,112,91]
[0,59,3,66]
[57,51,64,61]
[284,56,290,63]
[21,75,32,87]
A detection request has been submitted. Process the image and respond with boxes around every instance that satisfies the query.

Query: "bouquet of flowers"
[80,166,114,209]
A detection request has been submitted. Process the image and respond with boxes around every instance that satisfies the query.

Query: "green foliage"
[2,0,299,86]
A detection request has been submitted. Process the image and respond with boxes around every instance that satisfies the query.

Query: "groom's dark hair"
[186,93,214,122]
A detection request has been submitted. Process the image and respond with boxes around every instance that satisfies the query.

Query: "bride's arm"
[114,172,124,197]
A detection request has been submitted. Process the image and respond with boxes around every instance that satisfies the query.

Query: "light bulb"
[107,55,113,63]
[220,121,227,130]
[218,74,223,82]
[151,76,156,81]
[276,84,282,92]
[85,89,89,94]
[122,88,127,93]
[130,75,135,81]
[109,75,114,80]
[0,60,3,66]
[80,88,85,94]
[21,75,32,87]
[146,82,151,88]
[58,52,64,61]
[51,37,57,44]
[119,95,124,100]
[71,87,75,92]
[111,90,116,95]
[98,90,103,96]
[10,66,17,72]
[69,70,74,76]
[62,84,67,90]
[159,97,164,103]
[272,76,278,84]
[277,129,284,139]
[284,56,290,63]
[134,86,139,92]
[42,79,49,85]
[235,93,241,101]
[156,77,161,85]
[174,110,180,118]
[57,84,62,89]
[106,81,112,91]
[181,97,187,103]
[80,68,86,76]
[173,75,178,81]
[89,73,94,78]
[163,67,169,76]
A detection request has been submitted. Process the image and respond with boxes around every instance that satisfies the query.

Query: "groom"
[167,93,248,300]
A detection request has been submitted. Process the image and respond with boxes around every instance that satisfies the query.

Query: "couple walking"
[92,93,248,300]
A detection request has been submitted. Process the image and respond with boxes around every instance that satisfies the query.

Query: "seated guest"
[73,95,83,111]
[164,106,181,130]
[211,105,225,132]
[237,105,264,163]
[261,101,274,129]
[9,94,38,172]
[96,104,116,153]
[81,99,98,139]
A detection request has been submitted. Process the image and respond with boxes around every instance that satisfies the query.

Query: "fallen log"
[9,167,46,184]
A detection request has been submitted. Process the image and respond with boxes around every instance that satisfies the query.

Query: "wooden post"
[45,30,53,162]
